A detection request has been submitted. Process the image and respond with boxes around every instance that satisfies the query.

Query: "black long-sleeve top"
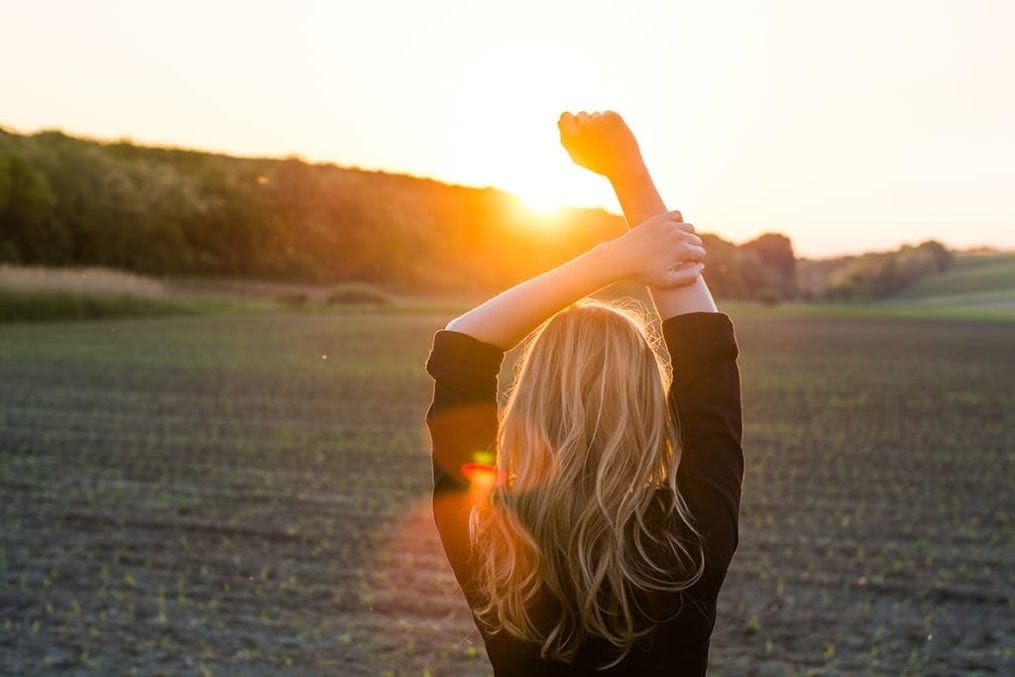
[425,312,744,676]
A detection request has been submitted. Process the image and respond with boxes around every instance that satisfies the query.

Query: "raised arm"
[445,211,705,350]
[558,111,718,320]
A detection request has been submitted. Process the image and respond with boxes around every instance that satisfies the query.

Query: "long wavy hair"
[468,298,705,669]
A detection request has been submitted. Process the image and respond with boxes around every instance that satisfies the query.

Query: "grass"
[750,251,1015,323]
[0,264,169,297]
[0,307,1011,674]
[0,266,404,322]
[3,255,1013,324]
[725,300,1015,323]
[871,251,1015,319]
[0,265,237,323]
[893,252,1015,299]
[0,289,215,322]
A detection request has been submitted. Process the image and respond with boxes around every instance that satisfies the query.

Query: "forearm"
[610,164,666,226]
[610,161,718,318]
[445,242,620,351]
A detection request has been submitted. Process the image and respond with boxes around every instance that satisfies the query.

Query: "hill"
[0,126,806,300]
[878,251,1015,312]
[0,127,628,292]
[1,126,979,305]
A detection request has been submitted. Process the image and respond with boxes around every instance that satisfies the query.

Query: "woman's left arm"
[446,211,706,350]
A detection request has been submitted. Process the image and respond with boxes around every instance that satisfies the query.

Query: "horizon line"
[3,120,1011,261]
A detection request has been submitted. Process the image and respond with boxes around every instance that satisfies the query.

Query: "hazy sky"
[3,0,1012,256]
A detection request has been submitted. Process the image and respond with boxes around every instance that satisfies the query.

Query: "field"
[880,252,1015,316]
[1,308,1012,675]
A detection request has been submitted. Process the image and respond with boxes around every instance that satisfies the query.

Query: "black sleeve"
[662,312,744,572]
[424,329,505,597]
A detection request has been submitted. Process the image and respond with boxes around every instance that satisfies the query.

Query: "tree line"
[0,127,950,301]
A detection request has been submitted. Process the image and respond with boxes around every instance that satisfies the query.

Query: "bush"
[0,289,195,322]
[0,263,167,297]
[275,292,308,307]
[325,283,392,306]
[758,289,782,306]
[816,240,955,303]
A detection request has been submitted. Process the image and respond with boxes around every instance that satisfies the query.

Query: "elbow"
[444,314,467,332]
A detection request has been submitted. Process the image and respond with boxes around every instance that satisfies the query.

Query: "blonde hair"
[468,298,704,669]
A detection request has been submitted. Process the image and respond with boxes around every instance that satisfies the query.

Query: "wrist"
[591,238,630,285]
[606,155,650,186]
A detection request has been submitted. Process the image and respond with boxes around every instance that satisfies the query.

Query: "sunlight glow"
[517,192,565,217]
[503,169,612,215]
[463,461,499,505]
[500,166,617,229]
[1,0,1011,254]
[462,463,497,488]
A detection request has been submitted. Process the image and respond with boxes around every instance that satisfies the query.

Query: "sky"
[2,0,1012,257]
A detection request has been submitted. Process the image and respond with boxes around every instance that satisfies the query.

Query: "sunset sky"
[3,0,1012,257]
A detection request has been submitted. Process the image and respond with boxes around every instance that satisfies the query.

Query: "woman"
[425,111,743,675]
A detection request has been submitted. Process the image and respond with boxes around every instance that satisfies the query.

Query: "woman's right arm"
[662,312,743,572]
[559,111,718,320]
[560,110,742,570]
[609,166,718,319]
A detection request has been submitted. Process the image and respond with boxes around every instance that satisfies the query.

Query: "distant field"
[4,255,1014,324]
[878,252,1015,314]
[0,309,1012,674]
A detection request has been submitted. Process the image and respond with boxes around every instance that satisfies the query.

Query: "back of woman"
[424,110,744,675]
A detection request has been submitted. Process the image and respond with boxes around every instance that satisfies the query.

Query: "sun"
[499,165,614,224]
[518,185,567,216]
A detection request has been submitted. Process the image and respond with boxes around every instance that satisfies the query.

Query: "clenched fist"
[558,110,644,179]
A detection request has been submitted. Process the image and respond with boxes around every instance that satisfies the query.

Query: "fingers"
[661,221,702,248]
[559,110,618,127]
[558,114,578,137]
[645,216,704,256]
[683,243,706,262]
[661,263,705,288]
[665,211,696,234]
[672,219,697,235]
[671,260,701,274]
[662,224,705,262]
[558,112,584,133]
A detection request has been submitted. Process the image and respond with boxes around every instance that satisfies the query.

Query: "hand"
[607,211,705,288]
[558,110,644,179]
